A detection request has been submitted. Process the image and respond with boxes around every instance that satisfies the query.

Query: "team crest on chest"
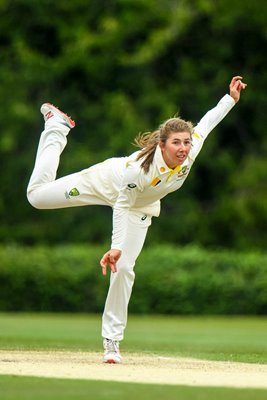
[177,166,189,177]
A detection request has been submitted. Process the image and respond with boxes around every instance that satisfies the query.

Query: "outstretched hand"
[100,249,122,276]
[229,76,247,103]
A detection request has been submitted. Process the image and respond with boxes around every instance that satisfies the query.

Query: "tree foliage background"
[0,0,267,251]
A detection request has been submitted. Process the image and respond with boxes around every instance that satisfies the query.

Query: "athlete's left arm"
[190,76,247,160]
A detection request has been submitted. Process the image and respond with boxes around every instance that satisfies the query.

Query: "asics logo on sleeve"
[127,183,137,190]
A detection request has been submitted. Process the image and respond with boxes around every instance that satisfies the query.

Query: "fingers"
[234,79,242,92]
[100,255,108,276]
[100,252,118,276]
[235,80,247,93]
[229,76,247,103]
[231,75,243,82]
[230,76,247,90]
[108,255,118,273]
[101,265,107,276]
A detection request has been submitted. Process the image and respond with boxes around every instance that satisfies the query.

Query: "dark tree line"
[0,0,266,250]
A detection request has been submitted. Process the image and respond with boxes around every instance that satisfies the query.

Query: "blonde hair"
[134,117,193,173]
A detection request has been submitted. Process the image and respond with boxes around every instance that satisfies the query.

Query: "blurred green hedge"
[0,245,266,315]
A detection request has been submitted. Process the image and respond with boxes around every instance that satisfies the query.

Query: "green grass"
[0,375,267,400]
[0,313,266,399]
[0,313,266,363]
[126,315,267,363]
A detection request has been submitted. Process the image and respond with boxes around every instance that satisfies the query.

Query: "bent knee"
[117,260,135,275]
[27,190,45,209]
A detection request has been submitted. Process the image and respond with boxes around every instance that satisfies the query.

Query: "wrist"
[229,93,238,104]
[110,248,122,254]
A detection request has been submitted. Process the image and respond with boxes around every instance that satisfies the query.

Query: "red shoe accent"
[45,111,54,120]
[106,359,117,364]
[46,103,76,128]
[41,102,75,128]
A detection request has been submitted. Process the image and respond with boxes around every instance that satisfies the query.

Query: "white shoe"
[40,103,75,129]
[103,338,122,364]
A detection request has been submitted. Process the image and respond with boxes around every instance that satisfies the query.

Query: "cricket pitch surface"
[0,350,267,389]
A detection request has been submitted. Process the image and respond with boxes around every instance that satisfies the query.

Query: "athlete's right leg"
[27,103,111,210]
[27,168,91,210]
[27,103,77,209]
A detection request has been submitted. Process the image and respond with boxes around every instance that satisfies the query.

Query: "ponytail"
[134,130,160,174]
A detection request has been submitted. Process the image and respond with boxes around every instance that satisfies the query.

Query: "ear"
[159,141,165,150]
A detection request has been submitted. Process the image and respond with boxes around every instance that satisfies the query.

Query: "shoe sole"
[103,356,122,364]
[104,359,118,364]
[41,103,75,128]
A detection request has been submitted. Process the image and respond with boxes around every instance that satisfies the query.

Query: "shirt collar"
[154,145,171,174]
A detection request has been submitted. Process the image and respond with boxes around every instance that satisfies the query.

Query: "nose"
[179,143,187,151]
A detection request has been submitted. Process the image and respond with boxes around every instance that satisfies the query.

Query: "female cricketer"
[27,76,247,363]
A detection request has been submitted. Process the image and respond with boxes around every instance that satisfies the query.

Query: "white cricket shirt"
[84,94,235,250]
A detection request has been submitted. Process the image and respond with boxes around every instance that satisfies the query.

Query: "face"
[159,131,192,168]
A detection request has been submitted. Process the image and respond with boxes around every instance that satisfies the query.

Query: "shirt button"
[160,166,166,172]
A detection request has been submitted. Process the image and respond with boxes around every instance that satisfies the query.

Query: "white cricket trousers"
[27,122,151,341]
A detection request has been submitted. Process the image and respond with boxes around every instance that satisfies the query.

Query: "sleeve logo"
[127,183,137,189]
